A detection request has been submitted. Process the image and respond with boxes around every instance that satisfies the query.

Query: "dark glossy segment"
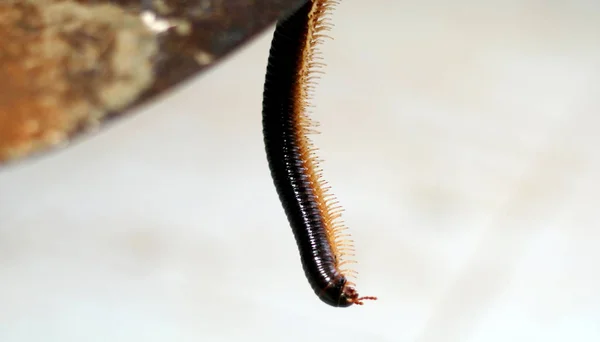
[0,0,308,168]
[262,1,351,308]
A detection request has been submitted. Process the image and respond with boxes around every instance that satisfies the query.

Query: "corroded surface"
[0,0,307,166]
[0,0,158,161]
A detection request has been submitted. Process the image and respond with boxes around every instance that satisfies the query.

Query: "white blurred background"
[1,1,600,341]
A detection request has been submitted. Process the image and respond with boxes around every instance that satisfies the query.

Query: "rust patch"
[0,0,157,162]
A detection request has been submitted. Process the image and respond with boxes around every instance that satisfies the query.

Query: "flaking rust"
[0,0,307,167]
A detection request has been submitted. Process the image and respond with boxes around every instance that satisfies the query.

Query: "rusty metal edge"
[0,0,307,171]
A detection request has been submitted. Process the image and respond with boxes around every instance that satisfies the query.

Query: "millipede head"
[318,276,376,308]
[341,286,378,306]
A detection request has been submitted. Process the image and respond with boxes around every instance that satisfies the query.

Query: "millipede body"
[262,0,375,307]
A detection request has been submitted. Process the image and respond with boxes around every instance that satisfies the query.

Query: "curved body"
[262,0,375,307]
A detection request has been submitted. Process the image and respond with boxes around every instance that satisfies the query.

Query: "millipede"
[262,0,376,307]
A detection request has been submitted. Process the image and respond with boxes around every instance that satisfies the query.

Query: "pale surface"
[1,1,600,341]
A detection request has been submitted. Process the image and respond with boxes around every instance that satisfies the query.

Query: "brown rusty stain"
[0,0,157,161]
[0,0,307,167]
